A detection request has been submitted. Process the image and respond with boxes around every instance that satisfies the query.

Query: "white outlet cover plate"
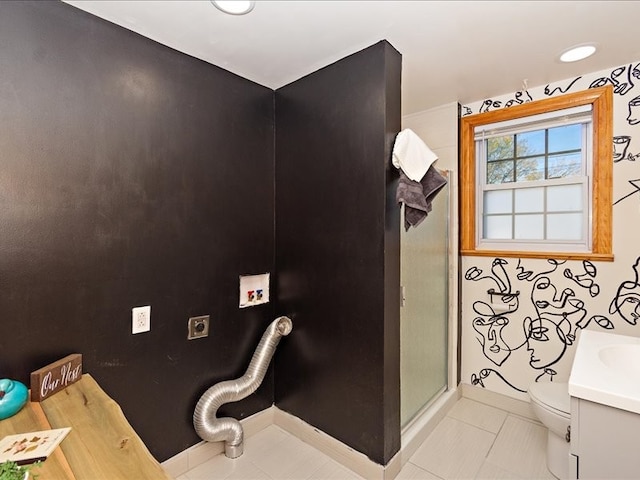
[132,305,151,334]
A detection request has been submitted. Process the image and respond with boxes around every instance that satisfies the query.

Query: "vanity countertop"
[569,329,640,414]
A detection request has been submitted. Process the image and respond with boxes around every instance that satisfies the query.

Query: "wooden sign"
[30,354,82,402]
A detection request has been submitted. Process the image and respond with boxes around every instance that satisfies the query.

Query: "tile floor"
[176,397,554,480]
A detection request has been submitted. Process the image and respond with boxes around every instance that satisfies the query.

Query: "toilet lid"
[528,381,570,416]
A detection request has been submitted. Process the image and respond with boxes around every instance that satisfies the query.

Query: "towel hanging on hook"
[396,166,447,231]
[392,129,447,230]
[392,129,438,182]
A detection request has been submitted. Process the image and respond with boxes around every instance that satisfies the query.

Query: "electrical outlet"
[132,305,151,334]
[188,315,209,340]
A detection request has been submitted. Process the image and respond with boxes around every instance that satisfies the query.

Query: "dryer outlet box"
[188,315,210,340]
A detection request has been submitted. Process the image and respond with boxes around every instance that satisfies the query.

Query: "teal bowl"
[0,378,28,420]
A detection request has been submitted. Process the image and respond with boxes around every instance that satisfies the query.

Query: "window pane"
[484,215,512,239]
[517,129,545,156]
[515,187,544,213]
[487,135,514,161]
[515,214,544,239]
[548,152,582,179]
[487,160,514,184]
[484,190,512,214]
[547,184,583,212]
[548,124,582,152]
[547,213,583,240]
[515,156,544,182]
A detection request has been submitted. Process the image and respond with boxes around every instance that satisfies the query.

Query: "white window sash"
[474,104,592,140]
[475,111,593,253]
[477,176,590,251]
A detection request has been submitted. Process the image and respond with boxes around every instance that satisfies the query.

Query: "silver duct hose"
[193,315,293,458]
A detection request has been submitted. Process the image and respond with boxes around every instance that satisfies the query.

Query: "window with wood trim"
[460,85,613,261]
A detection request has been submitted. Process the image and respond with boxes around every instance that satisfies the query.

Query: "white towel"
[392,129,438,182]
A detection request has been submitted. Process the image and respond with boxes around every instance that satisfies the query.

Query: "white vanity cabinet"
[570,396,640,479]
[568,330,640,480]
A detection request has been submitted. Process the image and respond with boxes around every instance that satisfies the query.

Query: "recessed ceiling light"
[211,1,255,15]
[559,44,597,63]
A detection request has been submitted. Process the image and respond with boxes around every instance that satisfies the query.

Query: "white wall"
[459,61,640,401]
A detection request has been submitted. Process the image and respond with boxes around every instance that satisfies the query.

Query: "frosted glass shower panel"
[400,177,449,427]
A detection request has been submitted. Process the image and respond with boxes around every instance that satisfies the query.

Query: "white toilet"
[528,382,571,480]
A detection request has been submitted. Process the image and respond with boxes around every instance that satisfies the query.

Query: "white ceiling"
[64,1,640,115]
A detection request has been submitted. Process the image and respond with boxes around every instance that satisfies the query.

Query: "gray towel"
[396,165,447,231]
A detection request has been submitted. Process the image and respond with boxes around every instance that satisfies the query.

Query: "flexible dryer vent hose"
[193,316,293,458]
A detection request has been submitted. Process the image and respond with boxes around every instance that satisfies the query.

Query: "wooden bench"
[0,374,171,479]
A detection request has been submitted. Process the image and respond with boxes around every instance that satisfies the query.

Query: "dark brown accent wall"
[0,1,403,467]
[0,1,275,462]
[274,41,402,465]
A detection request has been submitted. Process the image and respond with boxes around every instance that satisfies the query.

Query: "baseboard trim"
[274,407,390,479]
[162,389,462,480]
[161,407,274,479]
[460,382,538,421]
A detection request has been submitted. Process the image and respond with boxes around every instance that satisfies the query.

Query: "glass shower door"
[400,175,449,427]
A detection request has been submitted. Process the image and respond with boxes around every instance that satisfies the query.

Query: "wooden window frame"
[460,85,613,261]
